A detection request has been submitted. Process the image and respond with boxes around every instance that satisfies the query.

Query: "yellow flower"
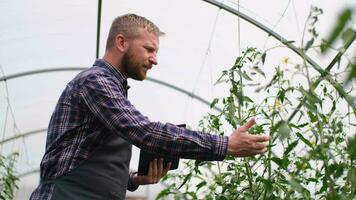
[275,99,281,109]
[282,57,289,65]
[267,99,281,110]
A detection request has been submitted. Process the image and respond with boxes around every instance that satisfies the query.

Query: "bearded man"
[30,14,270,200]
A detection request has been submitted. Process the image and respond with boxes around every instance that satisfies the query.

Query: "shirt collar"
[93,59,130,90]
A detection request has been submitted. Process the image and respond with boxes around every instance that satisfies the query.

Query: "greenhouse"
[0,0,355,199]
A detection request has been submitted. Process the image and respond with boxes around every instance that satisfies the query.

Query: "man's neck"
[102,52,126,75]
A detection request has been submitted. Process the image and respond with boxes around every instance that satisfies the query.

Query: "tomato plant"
[158,7,355,200]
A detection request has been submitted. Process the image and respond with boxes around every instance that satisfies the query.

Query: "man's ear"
[114,34,129,52]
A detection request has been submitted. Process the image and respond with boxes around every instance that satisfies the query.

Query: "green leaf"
[249,124,264,134]
[342,28,356,44]
[296,132,313,149]
[297,122,309,129]
[257,176,273,194]
[272,121,291,141]
[261,52,267,65]
[307,111,318,123]
[307,178,318,182]
[234,56,242,65]
[285,40,295,44]
[279,123,291,141]
[277,88,286,103]
[304,38,314,51]
[235,91,243,105]
[252,66,266,78]
[284,140,299,156]
[347,166,356,192]
[288,123,299,130]
[271,157,289,169]
[178,173,192,189]
[289,177,304,193]
[347,135,356,159]
[155,188,171,200]
[211,116,220,130]
[319,176,328,193]
[321,8,352,53]
[217,195,229,200]
[187,192,198,199]
[345,63,356,86]
[210,98,219,108]
[261,109,269,118]
[299,87,322,104]
[196,181,207,191]
[237,70,253,81]
[242,96,254,103]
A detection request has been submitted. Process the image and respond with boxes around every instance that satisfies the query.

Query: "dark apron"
[41,132,132,200]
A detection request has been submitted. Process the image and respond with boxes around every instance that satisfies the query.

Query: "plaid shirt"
[30,59,228,199]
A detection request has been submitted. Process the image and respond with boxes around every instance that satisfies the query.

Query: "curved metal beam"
[0,67,221,112]
[201,0,320,70]
[0,128,47,145]
[18,168,40,178]
[0,67,85,81]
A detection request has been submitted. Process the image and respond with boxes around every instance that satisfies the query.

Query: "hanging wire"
[227,0,273,27]
[21,137,31,167]
[1,100,9,151]
[237,0,241,56]
[183,7,222,122]
[262,0,292,49]
[191,8,222,95]
[0,65,21,153]
[291,0,302,42]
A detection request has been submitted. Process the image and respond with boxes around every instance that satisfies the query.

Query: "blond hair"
[105,14,164,50]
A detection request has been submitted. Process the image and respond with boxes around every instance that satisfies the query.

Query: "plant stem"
[244,161,254,198]
[317,119,336,195]
[263,69,281,199]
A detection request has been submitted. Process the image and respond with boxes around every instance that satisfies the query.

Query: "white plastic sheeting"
[0,0,355,199]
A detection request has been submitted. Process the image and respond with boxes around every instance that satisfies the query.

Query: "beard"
[122,48,146,81]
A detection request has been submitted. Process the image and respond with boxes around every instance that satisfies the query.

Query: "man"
[30,14,270,200]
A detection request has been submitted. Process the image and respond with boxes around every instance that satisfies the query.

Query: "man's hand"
[227,119,270,157]
[131,158,171,186]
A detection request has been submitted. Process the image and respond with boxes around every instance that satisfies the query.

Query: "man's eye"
[145,47,155,52]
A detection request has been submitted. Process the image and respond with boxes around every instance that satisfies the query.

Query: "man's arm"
[81,72,227,161]
[81,72,269,160]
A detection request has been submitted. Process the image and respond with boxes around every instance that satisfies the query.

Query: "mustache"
[144,64,152,69]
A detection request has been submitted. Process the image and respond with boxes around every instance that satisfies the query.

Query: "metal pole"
[96,0,102,58]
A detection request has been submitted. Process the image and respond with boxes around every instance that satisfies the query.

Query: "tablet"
[137,124,185,176]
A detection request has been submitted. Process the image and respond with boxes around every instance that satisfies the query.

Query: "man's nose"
[149,55,158,65]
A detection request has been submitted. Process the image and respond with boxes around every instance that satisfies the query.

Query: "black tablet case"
[137,124,185,175]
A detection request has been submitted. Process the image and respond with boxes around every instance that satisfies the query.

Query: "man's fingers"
[157,158,163,178]
[255,147,268,155]
[238,119,256,132]
[239,147,268,157]
[253,142,267,150]
[152,159,158,182]
[162,162,171,177]
[252,134,271,142]
[147,160,153,176]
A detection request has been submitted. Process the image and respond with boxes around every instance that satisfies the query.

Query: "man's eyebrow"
[144,43,158,51]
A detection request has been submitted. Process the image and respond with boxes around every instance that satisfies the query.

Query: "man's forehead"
[137,28,160,47]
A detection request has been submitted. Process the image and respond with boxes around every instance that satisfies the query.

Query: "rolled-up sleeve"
[80,72,228,161]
